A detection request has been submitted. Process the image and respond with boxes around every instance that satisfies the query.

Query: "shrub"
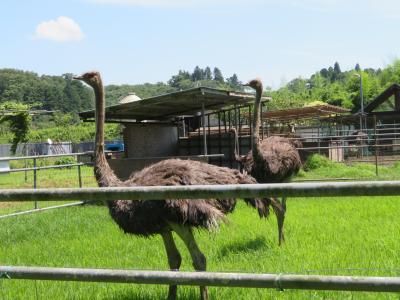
[303,154,334,171]
[54,156,76,168]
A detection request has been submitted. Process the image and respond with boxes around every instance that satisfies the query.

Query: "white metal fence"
[0,181,400,293]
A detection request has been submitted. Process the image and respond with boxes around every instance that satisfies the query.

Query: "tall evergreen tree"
[226,74,240,87]
[204,67,212,80]
[213,67,224,82]
[333,62,342,81]
[192,66,204,81]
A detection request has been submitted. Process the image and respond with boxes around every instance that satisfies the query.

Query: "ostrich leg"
[171,224,208,300]
[161,231,182,300]
[270,198,285,245]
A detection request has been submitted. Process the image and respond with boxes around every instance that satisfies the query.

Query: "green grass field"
[0,158,400,299]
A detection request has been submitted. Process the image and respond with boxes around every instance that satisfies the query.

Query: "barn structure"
[79,87,270,179]
[79,83,400,178]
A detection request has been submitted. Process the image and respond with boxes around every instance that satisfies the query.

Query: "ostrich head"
[243,78,263,91]
[73,71,101,88]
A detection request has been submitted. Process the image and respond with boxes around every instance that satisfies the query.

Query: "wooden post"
[374,115,379,176]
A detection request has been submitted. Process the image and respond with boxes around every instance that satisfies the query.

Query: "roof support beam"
[395,88,400,111]
[201,102,207,155]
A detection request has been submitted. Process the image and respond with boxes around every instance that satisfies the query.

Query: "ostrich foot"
[200,286,209,300]
[167,285,177,300]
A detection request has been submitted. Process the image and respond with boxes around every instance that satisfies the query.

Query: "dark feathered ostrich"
[232,79,302,244]
[74,71,284,300]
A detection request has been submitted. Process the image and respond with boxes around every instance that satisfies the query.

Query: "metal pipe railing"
[0,163,86,174]
[0,181,400,202]
[0,152,90,162]
[0,266,399,292]
[0,202,84,219]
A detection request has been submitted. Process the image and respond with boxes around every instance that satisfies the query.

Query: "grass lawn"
[0,166,97,216]
[0,158,399,299]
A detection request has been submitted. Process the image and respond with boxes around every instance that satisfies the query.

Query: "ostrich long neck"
[230,128,242,162]
[93,79,122,187]
[252,85,263,159]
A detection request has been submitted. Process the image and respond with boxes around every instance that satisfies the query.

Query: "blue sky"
[1,0,400,88]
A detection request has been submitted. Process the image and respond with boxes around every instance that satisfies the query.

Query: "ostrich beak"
[72,75,83,80]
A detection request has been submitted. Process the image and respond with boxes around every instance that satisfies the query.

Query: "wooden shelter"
[79,87,268,179]
[262,104,350,123]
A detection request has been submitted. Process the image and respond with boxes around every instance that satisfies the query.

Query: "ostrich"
[73,71,285,300]
[349,130,368,158]
[232,79,302,243]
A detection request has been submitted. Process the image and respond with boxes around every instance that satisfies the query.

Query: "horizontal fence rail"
[0,152,90,162]
[0,202,85,219]
[0,266,399,292]
[0,163,86,174]
[1,181,400,202]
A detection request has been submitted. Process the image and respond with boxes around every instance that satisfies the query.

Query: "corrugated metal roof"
[80,86,270,122]
[260,104,350,122]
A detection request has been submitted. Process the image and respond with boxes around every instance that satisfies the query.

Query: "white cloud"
[33,16,85,42]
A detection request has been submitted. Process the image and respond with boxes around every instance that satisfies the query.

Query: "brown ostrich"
[232,79,302,243]
[74,71,284,300]
[349,130,368,158]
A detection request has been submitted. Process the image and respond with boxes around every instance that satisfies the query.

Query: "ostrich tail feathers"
[244,198,271,218]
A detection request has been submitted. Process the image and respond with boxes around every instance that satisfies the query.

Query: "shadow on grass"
[101,287,200,300]
[218,236,270,258]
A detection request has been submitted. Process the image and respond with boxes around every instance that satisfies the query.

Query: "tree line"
[1,61,400,146]
[0,66,243,146]
[269,60,400,112]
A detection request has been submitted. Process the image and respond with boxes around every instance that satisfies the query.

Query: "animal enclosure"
[79,85,400,180]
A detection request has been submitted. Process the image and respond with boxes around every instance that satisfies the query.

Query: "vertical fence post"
[374,115,379,176]
[248,105,252,150]
[218,111,222,166]
[182,117,186,138]
[33,158,38,209]
[24,144,28,183]
[78,164,82,188]
[201,102,207,156]
[318,118,321,155]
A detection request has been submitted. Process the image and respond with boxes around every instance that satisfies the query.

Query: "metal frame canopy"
[79,87,269,123]
[261,104,350,123]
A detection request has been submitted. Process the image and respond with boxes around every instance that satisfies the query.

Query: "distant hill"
[0,66,244,112]
[2,61,399,116]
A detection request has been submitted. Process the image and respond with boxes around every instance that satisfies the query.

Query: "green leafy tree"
[0,101,31,154]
